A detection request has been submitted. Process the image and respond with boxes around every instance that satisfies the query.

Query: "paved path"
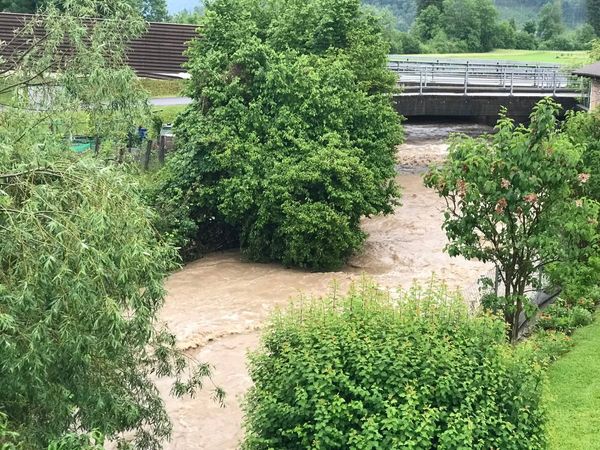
[150,97,192,106]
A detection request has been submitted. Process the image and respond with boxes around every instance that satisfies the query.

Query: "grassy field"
[140,78,185,98]
[152,104,187,124]
[391,49,589,68]
[544,317,600,450]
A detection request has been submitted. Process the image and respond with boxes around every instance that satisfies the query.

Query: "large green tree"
[416,0,443,12]
[425,99,599,342]
[0,1,218,448]
[153,0,403,270]
[537,1,565,41]
[441,0,498,52]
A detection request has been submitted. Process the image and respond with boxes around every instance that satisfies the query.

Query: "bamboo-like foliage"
[0,2,221,448]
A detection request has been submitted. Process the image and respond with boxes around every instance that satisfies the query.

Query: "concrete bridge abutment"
[393,94,580,125]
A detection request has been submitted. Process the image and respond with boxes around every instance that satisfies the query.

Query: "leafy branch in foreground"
[0,1,221,448]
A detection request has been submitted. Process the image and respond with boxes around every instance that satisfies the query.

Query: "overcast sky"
[167,0,202,13]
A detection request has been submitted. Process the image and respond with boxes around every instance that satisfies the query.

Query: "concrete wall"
[393,94,580,124]
[590,79,600,111]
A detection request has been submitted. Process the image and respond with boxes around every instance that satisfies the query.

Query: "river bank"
[157,122,491,449]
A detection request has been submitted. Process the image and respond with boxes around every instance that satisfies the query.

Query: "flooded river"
[157,122,491,449]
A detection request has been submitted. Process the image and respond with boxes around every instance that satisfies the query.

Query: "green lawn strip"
[140,78,185,98]
[151,104,186,125]
[544,316,600,450]
[390,49,589,67]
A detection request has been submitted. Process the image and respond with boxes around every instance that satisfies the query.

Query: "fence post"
[158,135,166,165]
[510,71,514,96]
[552,72,557,95]
[419,70,423,94]
[94,136,101,156]
[143,139,153,171]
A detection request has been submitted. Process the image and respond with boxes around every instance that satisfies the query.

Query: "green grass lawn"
[140,78,185,98]
[544,317,600,450]
[391,49,589,68]
[151,104,187,124]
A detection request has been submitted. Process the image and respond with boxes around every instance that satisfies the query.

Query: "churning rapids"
[156,122,492,449]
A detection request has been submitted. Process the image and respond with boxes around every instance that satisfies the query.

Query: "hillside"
[361,0,588,29]
[495,0,587,26]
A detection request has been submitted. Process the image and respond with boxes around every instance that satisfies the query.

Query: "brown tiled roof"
[573,62,600,79]
[0,12,198,79]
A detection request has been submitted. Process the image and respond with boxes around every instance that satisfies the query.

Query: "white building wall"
[591,78,600,111]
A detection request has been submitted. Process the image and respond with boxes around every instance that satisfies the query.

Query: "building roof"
[0,12,198,79]
[573,62,600,79]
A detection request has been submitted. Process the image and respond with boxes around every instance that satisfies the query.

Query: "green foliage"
[546,111,600,302]
[0,0,168,20]
[362,0,417,30]
[588,0,600,36]
[0,2,219,448]
[243,281,547,449]
[527,330,574,364]
[411,5,442,41]
[537,1,565,41]
[0,0,151,156]
[170,5,204,24]
[410,0,514,53]
[425,99,599,341]
[537,300,594,334]
[592,38,600,60]
[152,0,403,269]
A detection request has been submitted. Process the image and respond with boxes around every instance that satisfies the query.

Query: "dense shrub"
[243,282,547,449]
[546,112,600,302]
[527,330,574,364]
[152,0,403,269]
[537,299,594,335]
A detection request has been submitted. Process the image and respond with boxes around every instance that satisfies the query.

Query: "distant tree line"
[0,0,169,21]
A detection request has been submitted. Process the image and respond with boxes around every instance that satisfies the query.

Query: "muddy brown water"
[157,122,491,449]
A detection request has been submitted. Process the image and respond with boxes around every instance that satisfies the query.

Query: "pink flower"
[578,173,590,184]
[524,193,538,204]
[457,179,467,198]
[496,198,508,214]
[501,178,511,189]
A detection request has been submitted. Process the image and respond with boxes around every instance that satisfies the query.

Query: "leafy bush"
[547,112,600,303]
[527,330,574,364]
[152,0,403,269]
[425,99,599,342]
[243,281,547,449]
[537,299,594,335]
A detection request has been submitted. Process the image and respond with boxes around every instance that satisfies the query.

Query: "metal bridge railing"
[387,59,583,96]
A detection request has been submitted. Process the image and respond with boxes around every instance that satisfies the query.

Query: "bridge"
[0,12,586,122]
[389,59,586,123]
